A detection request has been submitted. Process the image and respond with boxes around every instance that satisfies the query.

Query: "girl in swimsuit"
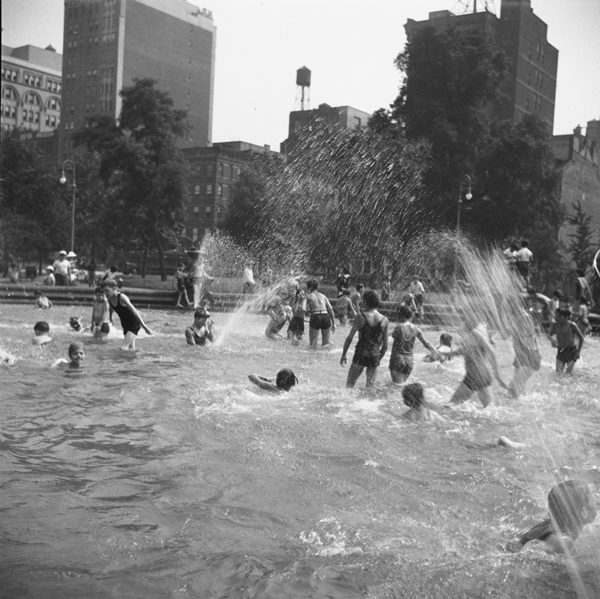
[185,307,214,346]
[101,280,152,350]
[447,317,506,407]
[340,290,389,389]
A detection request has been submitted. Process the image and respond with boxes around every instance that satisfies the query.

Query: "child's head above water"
[439,333,453,348]
[402,383,424,409]
[68,342,85,366]
[34,321,50,336]
[397,304,412,322]
[275,369,298,391]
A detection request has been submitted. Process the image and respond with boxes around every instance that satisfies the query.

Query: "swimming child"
[101,279,152,350]
[52,342,86,369]
[34,290,53,309]
[389,305,442,382]
[547,307,584,375]
[265,300,290,339]
[32,321,52,346]
[336,289,357,326]
[287,287,306,343]
[447,316,507,408]
[402,383,446,422]
[69,317,83,332]
[248,369,298,393]
[341,290,389,389]
[506,480,597,554]
[91,287,110,338]
[573,298,592,336]
[185,307,214,346]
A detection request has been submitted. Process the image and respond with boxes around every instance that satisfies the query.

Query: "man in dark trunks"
[304,279,336,349]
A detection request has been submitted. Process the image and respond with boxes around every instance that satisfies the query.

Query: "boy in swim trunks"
[305,279,336,348]
[547,308,584,375]
[389,305,442,383]
[506,480,597,554]
[336,288,357,326]
[447,317,507,408]
[340,290,388,388]
[91,287,110,339]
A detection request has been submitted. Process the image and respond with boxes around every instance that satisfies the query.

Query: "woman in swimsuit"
[340,290,389,389]
[185,307,214,346]
[101,279,152,350]
[447,316,506,407]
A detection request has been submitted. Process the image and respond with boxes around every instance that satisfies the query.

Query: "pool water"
[1,304,599,598]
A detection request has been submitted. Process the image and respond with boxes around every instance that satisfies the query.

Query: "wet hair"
[94,287,104,294]
[556,307,571,319]
[343,266,350,274]
[577,269,585,277]
[402,383,424,408]
[101,279,117,288]
[68,342,83,356]
[276,368,298,391]
[439,333,453,347]
[397,304,412,321]
[194,308,210,319]
[342,288,351,296]
[34,321,50,334]
[356,284,364,291]
[34,289,42,296]
[521,240,529,248]
[306,278,319,291]
[578,297,588,306]
[362,290,380,309]
[552,289,563,299]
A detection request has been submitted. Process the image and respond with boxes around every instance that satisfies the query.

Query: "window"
[219,163,224,177]
[192,227,198,241]
[205,206,212,217]
[194,184,200,195]
[354,116,362,128]
[205,228,211,236]
[207,164,214,176]
[206,184,212,195]
[217,184,222,197]
[193,205,199,214]
[527,73,531,85]
[525,98,530,110]
[2,88,16,100]
[234,167,240,179]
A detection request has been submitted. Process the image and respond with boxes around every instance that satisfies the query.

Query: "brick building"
[60,0,216,158]
[1,44,62,135]
[281,103,371,155]
[552,120,600,246]
[405,0,558,131]
[182,142,281,241]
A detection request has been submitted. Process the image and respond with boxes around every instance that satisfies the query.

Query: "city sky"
[2,0,599,150]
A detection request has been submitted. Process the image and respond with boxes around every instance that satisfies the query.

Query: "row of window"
[0,107,59,127]
[66,0,117,21]
[1,88,61,110]
[66,33,116,49]
[525,93,543,112]
[189,205,222,218]
[1,68,60,92]
[189,227,212,241]
[193,183,232,198]
[195,163,242,179]
[527,41,546,64]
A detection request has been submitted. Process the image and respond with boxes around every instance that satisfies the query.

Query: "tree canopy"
[74,78,189,279]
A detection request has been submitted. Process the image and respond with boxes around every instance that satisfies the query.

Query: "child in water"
[265,300,290,340]
[34,290,53,309]
[402,383,446,422]
[287,287,306,344]
[248,369,298,393]
[32,321,52,346]
[91,287,110,338]
[506,480,597,554]
[423,333,453,362]
[547,308,584,375]
[52,342,86,369]
[185,307,214,346]
[336,288,357,326]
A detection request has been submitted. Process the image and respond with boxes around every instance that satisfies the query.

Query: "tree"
[0,129,69,274]
[74,78,190,280]
[567,200,598,271]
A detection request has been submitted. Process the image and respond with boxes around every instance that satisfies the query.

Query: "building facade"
[60,0,216,158]
[405,0,558,131]
[182,142,280,241]
[552,120,600,246]
[281,103,371,155]
[1,44,62,134]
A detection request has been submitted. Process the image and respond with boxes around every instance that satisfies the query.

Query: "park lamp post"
[456,174,473,236]
[59,159,76,253]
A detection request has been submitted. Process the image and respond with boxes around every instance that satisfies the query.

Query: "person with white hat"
[66,251,78,284]
[43,266,55,286]
[52,251,71,286]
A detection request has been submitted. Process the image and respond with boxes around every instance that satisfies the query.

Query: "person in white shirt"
[43,266,55,286]
[52,251,71,286]
[242,262,256,294]
[515,240,533,284]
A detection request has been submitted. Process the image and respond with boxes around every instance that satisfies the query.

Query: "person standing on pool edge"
[101,279,152,350]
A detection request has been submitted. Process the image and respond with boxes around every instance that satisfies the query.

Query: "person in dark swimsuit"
[506,480,597,554]
[185,307,214,346]
[101,279,152,350]
[340,290,389,388]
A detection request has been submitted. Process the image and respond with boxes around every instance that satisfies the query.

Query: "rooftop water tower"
[295,66,311,111]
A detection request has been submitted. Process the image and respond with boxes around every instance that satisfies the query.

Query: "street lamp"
[60,159,76,252]
[456,174,472,236]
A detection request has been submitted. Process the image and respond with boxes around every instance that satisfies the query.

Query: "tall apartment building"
[405,0,558,131]
[1,44,62,134]
[182,142,281,241]
[60,0,216,158]
[281,103,371,155]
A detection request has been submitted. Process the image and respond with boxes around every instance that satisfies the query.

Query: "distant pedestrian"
[515,240,533,285]
[52,251,71,286]
[87,259,97,287]
[8,263,20,283]
[336,266,351,298]
[381,274,392,302]
[242,261,256,294]
[408,276,425,320]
